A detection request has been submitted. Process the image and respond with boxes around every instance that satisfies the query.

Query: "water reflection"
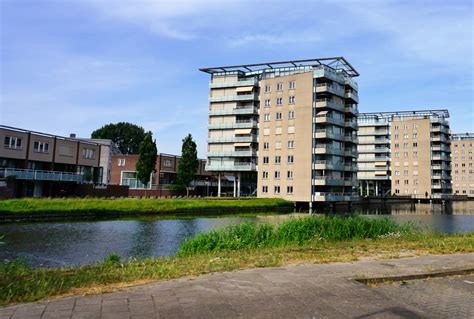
[0,202,473,268]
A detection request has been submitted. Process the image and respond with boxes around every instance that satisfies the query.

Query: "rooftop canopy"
[359,109,450,119]
[199,57,359,77]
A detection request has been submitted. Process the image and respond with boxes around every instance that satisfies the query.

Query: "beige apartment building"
[451,133,474,197]
[201,58,359,203]
[357,110,452,199]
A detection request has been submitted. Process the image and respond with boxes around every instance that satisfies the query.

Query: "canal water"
[0,202,473,268]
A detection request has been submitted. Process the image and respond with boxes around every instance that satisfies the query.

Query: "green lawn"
[0,198,293,215]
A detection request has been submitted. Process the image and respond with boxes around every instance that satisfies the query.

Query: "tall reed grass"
[178,216,413,255]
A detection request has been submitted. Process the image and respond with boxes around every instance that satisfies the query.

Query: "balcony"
[315,115,345,126]
[312,161,344,171]
[208,120,258,130]
[432,154,449,161]
[313,66,345,83]
[314,129,344,141]
[430,135,449,143]
[313,192,356,202]
[209,78,257,89]
[372,138,390,144]
[431,145,451,152]
[432,173,450,180]
[312,177,345,186]
[314,145,344,156]
[345,104,358,115]
[209,107,257,116]
[209,94,257,103]
[357,130,389,136]
[1,168,84,183]
[206,163,257,172]
[344,120,358,130]
[207,150,257,157]
[315,83,344,96]
[432,164,451,171]
[344,150,358,158]
[315,99,345,112]
[208,136,257,143]
[344,134,358,143]
[431,125,450,134]
[345,91,359,103]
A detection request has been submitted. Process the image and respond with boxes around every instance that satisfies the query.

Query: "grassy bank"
[1,216,473,305]
[0,198,293,216]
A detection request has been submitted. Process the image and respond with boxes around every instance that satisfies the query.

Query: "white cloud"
[84,0,246,40]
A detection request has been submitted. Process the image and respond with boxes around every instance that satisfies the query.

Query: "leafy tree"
[136,131,158,191]
[176,134,199,196]
[91,122,146,154]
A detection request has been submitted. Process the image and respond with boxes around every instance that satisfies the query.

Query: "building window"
[288,126,295,134]
[289,81,295,89]
[276,127,282,135]
[288,155,294,163]
[275,156,281,164]
[287,171,293,179]
[394,134,399,139]
[277,82,283,91]
[117,158,126,166]
[263,142,269,150]
[275,141,282,149]
[395,170,400,176]
[4,136,22,150]
[274,186,280,194]
[264,99,271,107]
[403,124,408,130]
[413,133,418,139]
[262,171,268,179]
[404,170,409,176]
[403,134,409,139]
[265,84,271,93]
[403,142,408,148]
[395,180,400,185]
[82,148,95,159]
[288,110,295,119]
[395,152,399,158]
[262,186,268,193]
[413,123,418,129]
[404,180,409,185]
[287,186,294,194]
[394,125,399,130]
[264,113,270,121]
[403,152,408,158]
[263,128,270,136]
[263,156,269,164]
[394,143,399,149]
[163,159,172,167]
[33,141,49,153]
[413,142,418,147]
[288,96,295,104]
[288,140,294,148]
[276,97,283,106]
[276,112,282,120]
[413,152,418,158]
[274,171,280,179]
[121,171,151,189]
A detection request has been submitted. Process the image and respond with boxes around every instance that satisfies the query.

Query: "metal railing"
[1,168,84,182]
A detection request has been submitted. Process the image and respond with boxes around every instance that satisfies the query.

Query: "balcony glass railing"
[1,168,84,182]
[209,78,257,88]
[208,136,257,143]
[209,94,257,102]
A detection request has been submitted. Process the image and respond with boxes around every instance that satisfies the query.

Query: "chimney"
[70,133,76,138]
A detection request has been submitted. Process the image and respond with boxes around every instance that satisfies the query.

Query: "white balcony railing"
[1,168,84,183]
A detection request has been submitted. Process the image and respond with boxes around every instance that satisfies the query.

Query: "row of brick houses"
[0,125,222,198]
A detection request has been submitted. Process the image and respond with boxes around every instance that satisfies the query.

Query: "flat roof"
[359,109,450,119]
[199,57,359,77]
[452,133,474,140]
[0,125,101,146]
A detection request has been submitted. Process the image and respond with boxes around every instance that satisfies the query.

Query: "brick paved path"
[1,253,473,319]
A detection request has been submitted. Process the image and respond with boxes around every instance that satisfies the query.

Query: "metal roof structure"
[359,109,450,119]
[199,57,359,77]
[452,133,474,140]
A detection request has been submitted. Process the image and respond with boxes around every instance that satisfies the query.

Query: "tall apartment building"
[451,133,474,197]
[201,58,359,203]
[357,110,452,199]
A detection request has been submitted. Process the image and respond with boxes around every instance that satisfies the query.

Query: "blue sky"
[1,0,472,157]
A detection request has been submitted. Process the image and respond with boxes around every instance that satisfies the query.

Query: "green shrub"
[178,216,412,255]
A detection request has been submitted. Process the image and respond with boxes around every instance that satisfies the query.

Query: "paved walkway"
[1,253,473,319]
